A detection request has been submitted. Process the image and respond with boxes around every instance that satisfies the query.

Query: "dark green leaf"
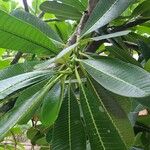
[40,1,82,20]
[40,83,62,126]
[93,80,134,148]
[81,57,150,98]
[81,0,134,36]
[80,79,127,149]
[52,85,86,150]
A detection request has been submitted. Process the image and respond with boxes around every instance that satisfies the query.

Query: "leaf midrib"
[86,0,120,34]
[81,84,105,149]
[83,61,146,96]
[0,28,56,54]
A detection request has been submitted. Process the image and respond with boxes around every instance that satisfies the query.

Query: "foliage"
[0,0,150,149]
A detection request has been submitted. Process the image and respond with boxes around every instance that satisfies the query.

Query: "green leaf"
[52,85,86,150]
[11,9,63,43]
[40,1,82,20]
[106,45,141,66]
[58,0,85,12]
[80,79,127,149]
[0,75,60,140]
[0,70,51,100]
[0,10,57,55]
[138,41,150,62]
[0,61,40,80]
[132,0,150,17]
[92,80,134,148]
[91,30,131,41]
[80,57,150,98]
[40,83,62,126]
[16,79,49,125]
[0,59,11,69]
[55,43,78,64]
[144,59,150,72]
[81,0,134,36]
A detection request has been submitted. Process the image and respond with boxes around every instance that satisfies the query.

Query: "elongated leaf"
[11,9,63,43]
[80,79,127,149]
[0,70,51,100]
[81,0,134,36]
[16,79,49,125]
[93,80,134,148]
[0,76,59,140]
[132,0,150,17]
[0,61,40,80]
[106,45,141,66]
[52,85,86,150]
[138,41,150,62]
[91,30,131,41]
[40,83,62,126]
[40,1,82,20]
[59,0,85,11]
[80,57,150,98]
[0,10,57,55]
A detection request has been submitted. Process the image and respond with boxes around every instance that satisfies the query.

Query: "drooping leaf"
[40,1,82,20]
[52,85,86,150]
[80,79,127,149]
[40,83,62,126]
[80,57,150,98]
[0,75,59,140]
[81,0,134,36]
[0,10,57,55]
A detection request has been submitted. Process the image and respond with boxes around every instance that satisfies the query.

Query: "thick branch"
[68,0,99,46]
[23,0,29,12]
[111,18,150,32]
[10,52,23,65]
[86,17,150,53]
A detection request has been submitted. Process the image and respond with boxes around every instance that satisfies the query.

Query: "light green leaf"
[0,59,11,69]
[81,0,134,36]
[0,10,57,55]
[40,1,82,20]
[55,43,78,64]
[40,83,62,126]
[52,85,86,150]
[80,79,127,149]
[80,57,150,98]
